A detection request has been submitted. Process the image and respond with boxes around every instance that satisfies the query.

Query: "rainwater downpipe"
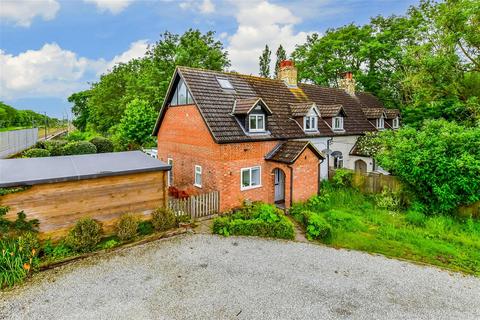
[326,137,333,179]
[288,165,294,207]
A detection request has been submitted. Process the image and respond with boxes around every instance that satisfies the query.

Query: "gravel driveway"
[1,234,479,320]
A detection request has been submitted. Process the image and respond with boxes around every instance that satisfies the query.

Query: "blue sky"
[0,0,419,119]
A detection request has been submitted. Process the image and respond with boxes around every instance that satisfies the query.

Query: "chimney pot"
[277,60,297,88]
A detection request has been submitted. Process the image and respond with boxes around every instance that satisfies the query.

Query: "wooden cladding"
[1,171,167,240]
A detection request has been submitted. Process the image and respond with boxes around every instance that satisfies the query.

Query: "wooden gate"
[168,191,220,220]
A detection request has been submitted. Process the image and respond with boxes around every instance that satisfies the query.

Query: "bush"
[116,214,139,241]
[294,210,332,242]
[331,169,353,188]
[41,240,73,261]
[45,140,68,156]
[65,218,103,253]
[89,137,114,153]
[62,141,97,155]
[176,214,191,224]
[375,188,401,212]
[0,208,39,237]
[101,239,118,250]
[23,148,50,158]
[137,220,154,235]
[405,210,427,227]
[151,208,177,231]
[212,203,295,240]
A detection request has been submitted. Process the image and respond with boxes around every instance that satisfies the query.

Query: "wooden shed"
[0,151,170,239]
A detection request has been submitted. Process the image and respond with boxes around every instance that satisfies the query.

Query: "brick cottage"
[153,61,400,211]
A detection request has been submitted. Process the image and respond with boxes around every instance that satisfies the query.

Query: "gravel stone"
[1,234,479,320]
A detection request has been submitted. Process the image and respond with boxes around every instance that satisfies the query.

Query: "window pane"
[178,79,187,105]
[251,168,260,186]
[171,87,178,106]
[249,116,256,130]
[305,117,310,130]
[257,116,264,130]
[242,169,250,187]
[186,90,193,104]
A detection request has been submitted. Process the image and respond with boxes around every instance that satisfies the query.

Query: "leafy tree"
[116,99,157,148]
[81,29,230,134]
[274,45,287,78]
[374,120,480,214]
[68,91,91,132]
[259,45,271,78]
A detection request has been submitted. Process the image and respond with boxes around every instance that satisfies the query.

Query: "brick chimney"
[277,60,297,88]
[339,71,356,95]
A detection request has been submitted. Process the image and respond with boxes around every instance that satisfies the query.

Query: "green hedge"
[23,148,50,158]
[293,210,332,242]
[62,141,97,155]
[212,203,295,240]
[89,137,114,153]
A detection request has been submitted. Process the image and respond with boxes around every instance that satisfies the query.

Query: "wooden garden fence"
[168,190,219,220]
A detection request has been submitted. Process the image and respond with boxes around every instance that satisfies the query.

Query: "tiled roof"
[232,97,272,115]
[384,108,400,119]
[362,108,385,119]
[265,140,324,164]
[153,66,394,142]
[349,142,369,157]
[289,102,316,117]
[356,92,384,109]
[317,104,345,117]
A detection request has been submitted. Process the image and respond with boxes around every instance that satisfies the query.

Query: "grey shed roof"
[0,151,170,188]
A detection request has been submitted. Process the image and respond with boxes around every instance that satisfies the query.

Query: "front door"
[355,159,367,173]
[274,168,285,203]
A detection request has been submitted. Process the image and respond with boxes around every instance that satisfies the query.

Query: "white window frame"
[194,165,202,188]
[333,154,343,169]
[332,116,344,131]
[240,166,262,190]
[304,116,317,131]
[392,117,399,129]
[167,158,173,186]
[249,114,265,132]
[376,117,385,129]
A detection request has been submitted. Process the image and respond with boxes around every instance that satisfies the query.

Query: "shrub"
[151,208,177,231]
[1,236,39,288]
[116,214,139,241]
[101,239,118,250]
[23,148,50,158]
[375,188,401,212]
[405,210,427,227]
[294,210,332,242]
[0,208,39,237]
[89,137,114,153]
[62,141,97,155]
[176,214,191,224]
[65,218,103,253]
[41,240,73,260]
[45,140,68,156]
[331,169,353,188]
[137,220,154,235]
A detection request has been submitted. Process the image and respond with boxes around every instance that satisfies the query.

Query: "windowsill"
[194,184,202,188]
[241,184,262,191]
[333,128,345,132]
[304,129,319,133]
[249,130,266,133]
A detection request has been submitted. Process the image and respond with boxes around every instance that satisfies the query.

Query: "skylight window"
[216,77,234,90]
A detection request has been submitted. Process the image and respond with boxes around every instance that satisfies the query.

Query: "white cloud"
[0,0,60,27]
[179,0,215,14]
[83,0,135,14]
[102,39,149,73]
[0,40,149,100]
[226,0,316,75]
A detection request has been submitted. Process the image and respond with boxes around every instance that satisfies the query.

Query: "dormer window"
[333,117,344,131]
[304,116,317,131]
[392,117,399,129]
[249,114,265,132]
[376,117,385,130]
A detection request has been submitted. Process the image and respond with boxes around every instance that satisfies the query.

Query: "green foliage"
[274,45,287,78]
[45,140,68,156]
[100,239,119,250]
[41,240,73,261]
[0,208,40,237]
[151,207,177,231]
[0,186,29,197]
[375,188,402,212]
[293,186,480,275]
[73,29,230,134]
[1,236,39,288]
[115,214,139,241]
[65,218,103,253]
[331,169,353,188]
[176,214,191,224]
[259,45,271,78]
[89,137,114,153]
[65,129,98,142]
[115,99,157,148]
[0,101,60,129]
[374,119,480,214]
[293,210,332,242]
[23,148,50,158]
[62,141,97,155]
[212,203,295,240]
[137,220,154,236]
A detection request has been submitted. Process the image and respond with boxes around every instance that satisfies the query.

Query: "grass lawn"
[291,186,480,276]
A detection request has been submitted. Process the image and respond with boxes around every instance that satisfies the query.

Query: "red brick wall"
[157,104,320,211]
